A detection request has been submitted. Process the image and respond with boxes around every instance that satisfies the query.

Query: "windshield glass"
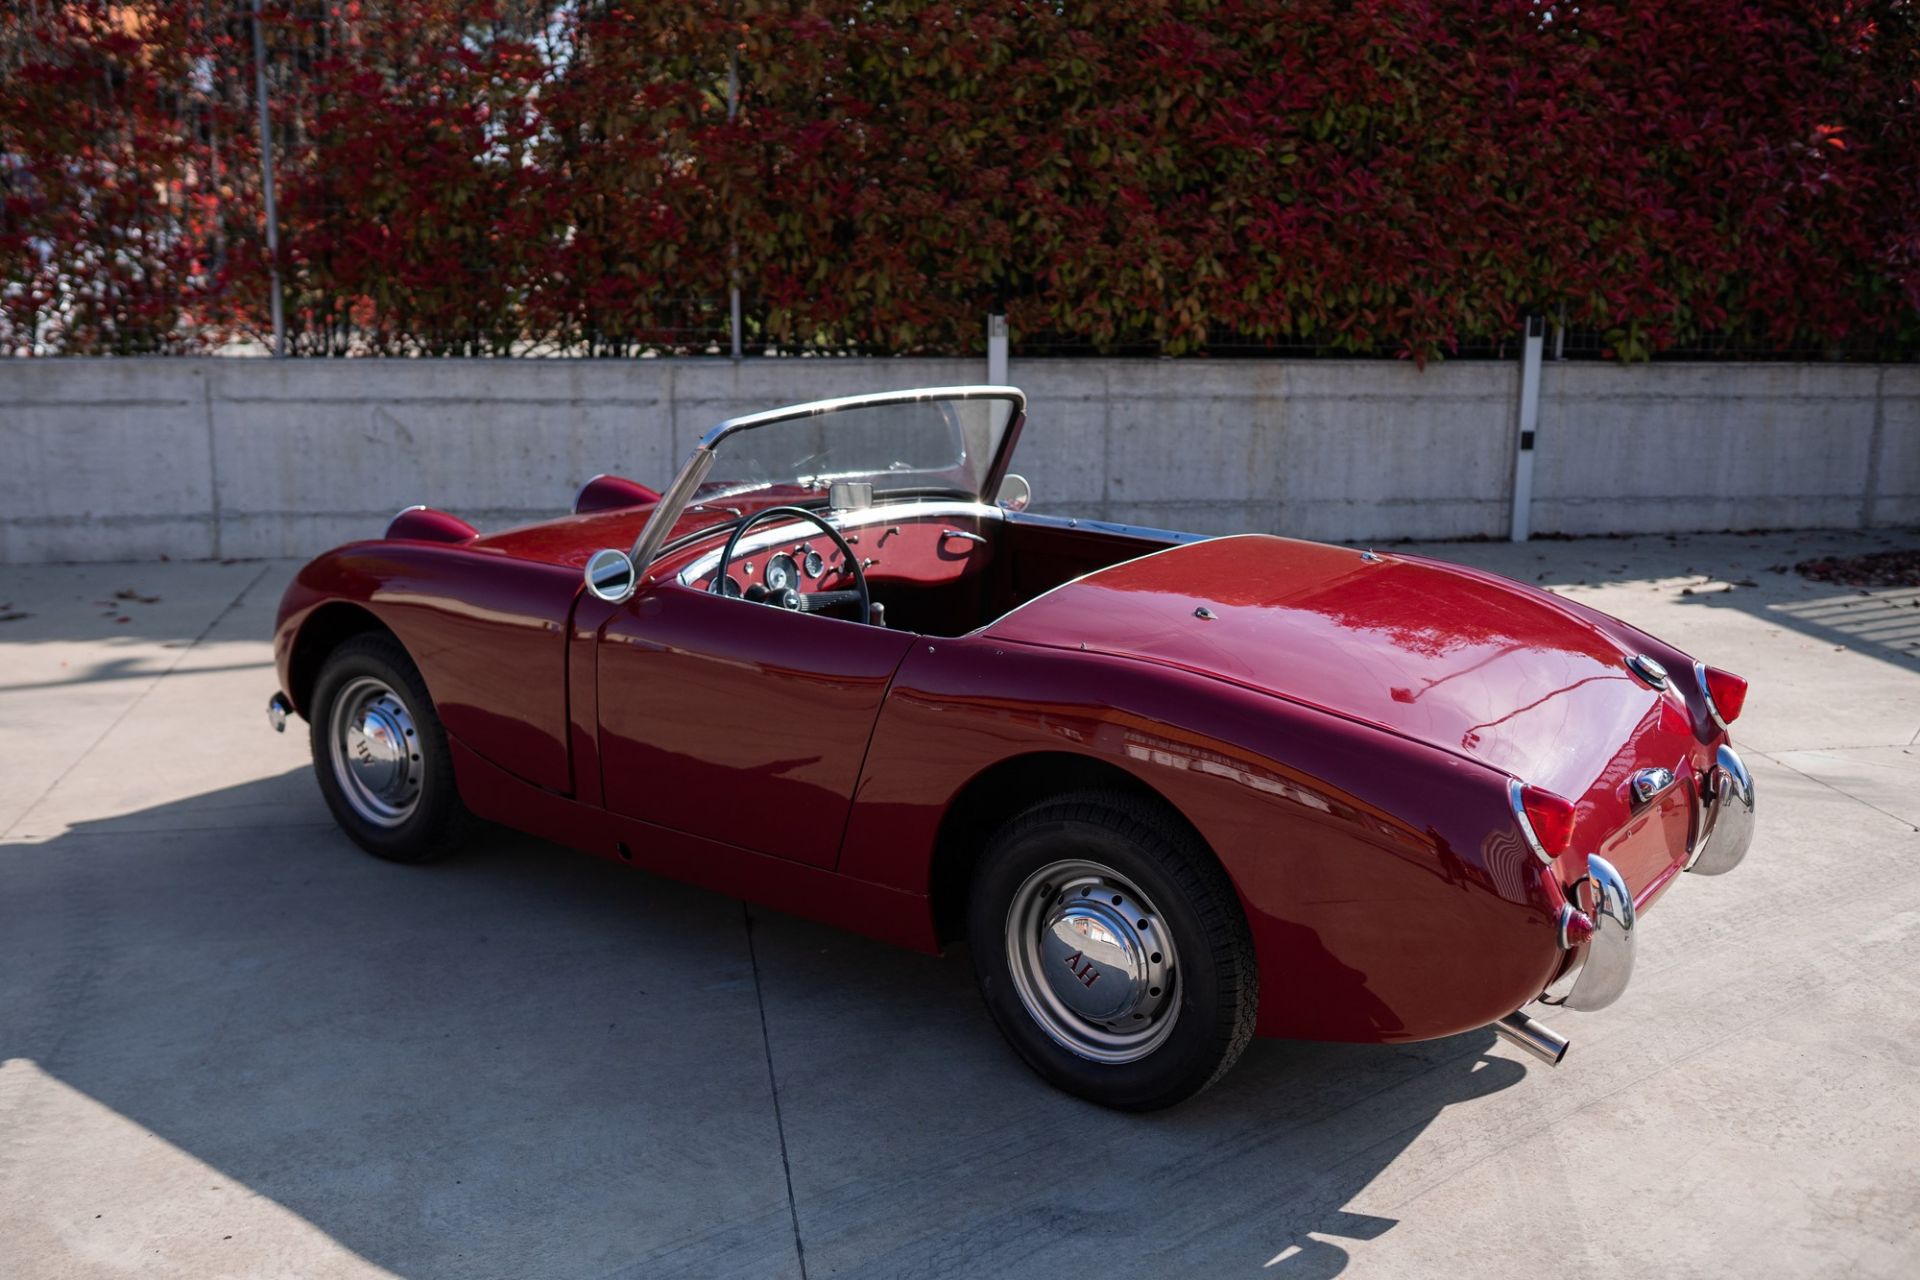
[696,393,1018,503]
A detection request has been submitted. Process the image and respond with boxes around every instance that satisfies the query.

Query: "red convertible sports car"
[269,386,1755,1110]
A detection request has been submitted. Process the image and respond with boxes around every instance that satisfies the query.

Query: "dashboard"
[709,541,840,599]
[671,499,1004,634]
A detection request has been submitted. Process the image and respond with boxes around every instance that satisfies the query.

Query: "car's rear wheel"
[967,790,1258,1110]
[309,632,470,864]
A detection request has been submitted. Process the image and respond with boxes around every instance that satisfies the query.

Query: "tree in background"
[3,0,1916,360]
[1,1,248,353]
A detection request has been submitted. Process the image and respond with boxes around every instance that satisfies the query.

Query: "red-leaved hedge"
[4,1,1917,359]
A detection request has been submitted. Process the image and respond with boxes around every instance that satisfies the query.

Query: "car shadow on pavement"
[1675,581,1920,674]
[0,769,1526,1280]
[747,909,1525,1279]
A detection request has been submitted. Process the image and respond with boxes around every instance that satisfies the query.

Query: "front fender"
[273,542,580,796]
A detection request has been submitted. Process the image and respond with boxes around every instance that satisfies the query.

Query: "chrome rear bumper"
[1542,745,1754,1014]
[1541,853,1635,1012]
[1687,744,1755,876]
[1496,745,1754,1061]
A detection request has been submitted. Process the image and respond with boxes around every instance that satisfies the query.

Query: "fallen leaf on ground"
[1796,548,1920,588]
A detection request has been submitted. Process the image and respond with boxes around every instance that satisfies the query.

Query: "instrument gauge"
[765,553,799,593]
[716,574,744,598]
[802,548,825,577]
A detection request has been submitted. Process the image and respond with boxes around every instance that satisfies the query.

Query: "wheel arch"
[927,751,1220,947]
[287,601,399,718]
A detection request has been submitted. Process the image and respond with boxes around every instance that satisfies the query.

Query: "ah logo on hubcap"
[1061,950,1101,987]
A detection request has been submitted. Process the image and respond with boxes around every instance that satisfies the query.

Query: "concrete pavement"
[2,530,1917,1279]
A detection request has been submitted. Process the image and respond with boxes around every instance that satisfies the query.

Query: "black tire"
[308,632,471,864]
[967,789,1258,1111]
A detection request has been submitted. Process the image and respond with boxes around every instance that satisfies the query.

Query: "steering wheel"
[710,506,871,622]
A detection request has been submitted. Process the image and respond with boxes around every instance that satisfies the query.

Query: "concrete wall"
[1,357,1912,563]
[1532,364,1917,535]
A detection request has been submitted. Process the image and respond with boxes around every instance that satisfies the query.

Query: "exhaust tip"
[1491,1010,1570,1067]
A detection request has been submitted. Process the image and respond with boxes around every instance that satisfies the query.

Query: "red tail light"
[1698,665,1748,730]
[1512,783,1576,863]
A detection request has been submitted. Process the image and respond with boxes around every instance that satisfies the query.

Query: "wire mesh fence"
[1014,329,1914,363]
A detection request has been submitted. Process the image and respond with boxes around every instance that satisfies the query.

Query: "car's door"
[596,582,916,868]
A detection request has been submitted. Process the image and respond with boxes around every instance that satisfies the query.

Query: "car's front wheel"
[967,790,1258,1110]
[309,632,470,864]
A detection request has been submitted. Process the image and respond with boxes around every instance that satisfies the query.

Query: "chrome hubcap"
[327,676,421,827]
[1005,859,1179,1064]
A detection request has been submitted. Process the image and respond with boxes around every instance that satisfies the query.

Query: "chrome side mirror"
[996,472,1032,512]
[584,548,637,604]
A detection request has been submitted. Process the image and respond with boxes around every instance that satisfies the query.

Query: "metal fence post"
[986,314,1008,385]
[727,44,742,360]
[250,0,285,357]
[1509,315,1546,542]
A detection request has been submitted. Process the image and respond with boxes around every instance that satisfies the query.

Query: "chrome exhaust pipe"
[1491,1010,1570,1067]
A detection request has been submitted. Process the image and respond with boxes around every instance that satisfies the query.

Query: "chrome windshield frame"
[626,385,1025,572]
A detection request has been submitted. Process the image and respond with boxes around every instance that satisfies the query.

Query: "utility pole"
[250,0,285,357]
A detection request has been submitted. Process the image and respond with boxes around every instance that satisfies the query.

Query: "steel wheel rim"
[327,676,422,827]
[1004,858,1180,1065]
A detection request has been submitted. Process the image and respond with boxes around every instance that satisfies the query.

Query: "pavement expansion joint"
[744,903,809,1280]
[1752,749,1920,833]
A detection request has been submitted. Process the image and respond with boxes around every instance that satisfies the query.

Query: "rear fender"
[841,637,1561,1044]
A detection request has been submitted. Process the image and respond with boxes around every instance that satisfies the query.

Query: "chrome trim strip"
[674,500,1005,586]
[695,384,1025,450]
[1694,659,1731,732]
[1005,510,1213,545]
[1506,778,1557,866]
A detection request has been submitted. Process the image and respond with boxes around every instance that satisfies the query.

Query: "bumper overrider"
[1493,745,1754,1066]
